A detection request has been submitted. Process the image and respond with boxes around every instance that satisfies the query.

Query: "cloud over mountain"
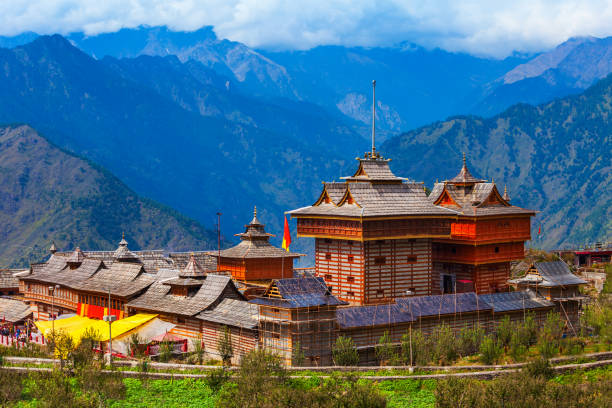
[2,1,612,56]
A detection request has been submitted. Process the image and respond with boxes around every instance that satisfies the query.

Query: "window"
[347,276,355,283]
[374,256,386,265]
[494,246,500,253]
[324,239,332,244]
[376,240,385,245]
[324,274,332,280]
[177,317,186,324]
[347,255,354,263]
[272,308,280,314]
[377,289,385,296]
[407,256,417,263]
[346,291,355,297]
[451,247,457,254]
[325,253,332,260]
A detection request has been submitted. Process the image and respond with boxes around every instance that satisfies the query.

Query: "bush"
[496,315,513,348]
[411,330,432,366]
[479,336,502,365]
[509,331,527,362]
[524,357,553,379]
[376,331,398,365]
[292,341,305,367]
[431,324,458,366]
[333,336,360,366]
[79,368,126,402]
[206,367,230,393]
[191,335,205,365]
[0,369,25,404]
[72,327,102,369]
[457,326,484,358]
[158,341,173,363]
[218,325,234,366]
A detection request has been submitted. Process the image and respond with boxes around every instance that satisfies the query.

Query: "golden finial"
[122,231,125,240]
[254,205,257,217]
[492,177,495,184]
[462,152,466,167]
[436,178,439,184]
[504,184,508,195]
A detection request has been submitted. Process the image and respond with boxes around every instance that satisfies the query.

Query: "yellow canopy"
[35,314,157,344]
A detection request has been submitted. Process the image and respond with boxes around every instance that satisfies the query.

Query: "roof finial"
[503,184,510,202]
[462,152,466,167]
[254,205,257,218]
[371,79,376,158]
[122,231,125,240]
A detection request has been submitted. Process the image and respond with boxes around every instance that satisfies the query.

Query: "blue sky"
[2,0,612,57]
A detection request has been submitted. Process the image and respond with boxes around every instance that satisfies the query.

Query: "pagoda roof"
[447,154,486,185]
[179,253,207,278]
[291,182,456,218]
[212,207,303,259]
[113,235,140,262]
[66,247,86,264]
[341,155,409,183]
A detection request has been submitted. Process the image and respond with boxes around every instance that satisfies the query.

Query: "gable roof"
[197,298,258,329]
[72,261,154,298]
[398,292,491,318]
[0,269,20,289]
[479,290,554,312]
[0,297,32,322]
[128,272,243,316]
[250,277,347,308]
[511,261,587,287]
[341,157,408,183]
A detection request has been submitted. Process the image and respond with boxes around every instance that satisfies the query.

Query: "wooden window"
[376,240,385,245]
[272,308,280,314]
[324,274,332,280]
[177,317,186,324]
[346,291,355,297]
[272,332,281,339]
[324,239,332,244]
[451,247,457,254]
[374,256,386,265]
[347,255,354,263]
[407,256,417,263]
[347,276,355,283]
[377,289,385,296]
[495,246,500,253]
[325,253,332,260]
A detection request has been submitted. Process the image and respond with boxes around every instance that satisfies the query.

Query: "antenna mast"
[371,80,376,157]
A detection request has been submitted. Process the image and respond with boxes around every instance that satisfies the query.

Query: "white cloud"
[1,0,612,57]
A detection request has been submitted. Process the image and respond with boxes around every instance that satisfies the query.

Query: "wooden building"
[250,277,347,366]
[289,151,456,305]
[211,207,302,283]
[0,269,22,296]
[127,253,258,362]
[428,157,535,294]
[510,261,586,333]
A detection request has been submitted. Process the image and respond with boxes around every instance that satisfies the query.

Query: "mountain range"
[0,125,220,267]
[0,27,609,266]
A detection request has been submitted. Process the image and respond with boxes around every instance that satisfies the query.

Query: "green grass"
[108,378,216,408]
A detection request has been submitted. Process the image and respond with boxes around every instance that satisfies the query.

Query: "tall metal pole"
[108,288,112,367]
[372,80,376,157]
[216,212,222,272]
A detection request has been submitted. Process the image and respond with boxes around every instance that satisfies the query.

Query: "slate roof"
[211,209,302,259]
[478,291,553,313]
[72,262,154,298]
[398,292,492,318]
[429,162,534,217]
[250,277,347,308]
[128,272,243,316]
[0,297,32,323]
[0,269,20,289]
[291,182,456,218]
[337,303,415,329]
[197,298,258,329]
[511,261,587,287]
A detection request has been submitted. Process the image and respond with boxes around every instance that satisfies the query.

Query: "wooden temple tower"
[429,155,535,294]
[289,150,455,305]
[212,207,302,283]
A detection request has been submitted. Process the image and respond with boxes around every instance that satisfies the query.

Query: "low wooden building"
[250,277,346,366]
[127,254,257,362]
[510,261,586,333]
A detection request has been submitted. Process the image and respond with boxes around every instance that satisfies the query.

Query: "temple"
[289,151,535,305]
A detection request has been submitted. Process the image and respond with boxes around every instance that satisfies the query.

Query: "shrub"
[332,336,360,366]
[72,327,102,369]
[206,367,230,393]
[457,326,484,357]
[292,341,305,367]
[0,369,25,404]
[496,315,513,348]
[218,325,234,366]
[431,324,458,365]
[509,331,527,362]
[79,368,126,402]
[435,376,483,408]
[524,357,554,379]
[191,335,205,365]
[376,331,398,365]
[479,336,502,365]
[158,341,173,363]
[411,329,432,366]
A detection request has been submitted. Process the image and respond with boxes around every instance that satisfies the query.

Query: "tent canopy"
[35,314,157,344]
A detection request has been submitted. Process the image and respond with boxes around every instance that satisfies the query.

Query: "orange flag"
[282,215,291,251]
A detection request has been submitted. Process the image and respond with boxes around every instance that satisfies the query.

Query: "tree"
[376,330,398,365]
[218,325,234,366]
[191,335,205,365]
[479,336,502,365]
[291,341,305,367]
[332,335,360,366]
